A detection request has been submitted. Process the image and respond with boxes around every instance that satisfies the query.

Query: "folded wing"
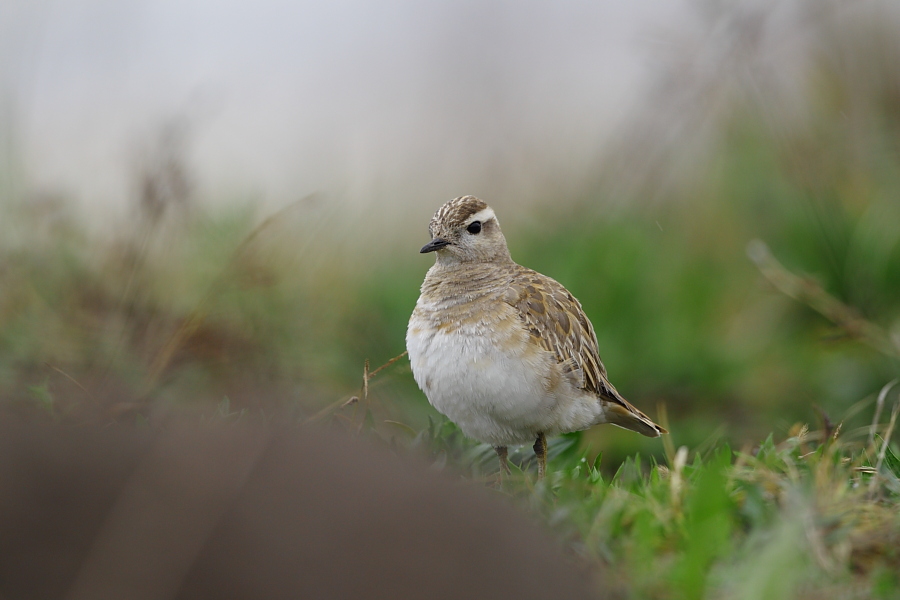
[503,268,666,438]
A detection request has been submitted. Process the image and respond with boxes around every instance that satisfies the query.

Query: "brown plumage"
[503,268,666,438]
[407,195,666,480]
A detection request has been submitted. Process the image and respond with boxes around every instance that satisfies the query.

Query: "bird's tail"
[604,398,667,438]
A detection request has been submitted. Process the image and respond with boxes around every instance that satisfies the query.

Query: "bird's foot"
[533,433,547,480]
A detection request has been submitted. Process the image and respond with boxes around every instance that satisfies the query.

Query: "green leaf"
[883,443,900,480]
[672,447,735,600]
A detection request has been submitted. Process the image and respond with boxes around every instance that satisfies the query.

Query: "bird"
[406,196,666,480]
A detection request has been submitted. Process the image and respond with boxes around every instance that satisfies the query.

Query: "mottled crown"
[430,196,489,234]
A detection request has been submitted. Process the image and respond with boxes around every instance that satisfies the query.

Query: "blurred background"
[2,0,900,465]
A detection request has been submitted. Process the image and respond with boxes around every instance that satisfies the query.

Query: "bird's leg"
[533,433,547,480]
[495,446,511,479]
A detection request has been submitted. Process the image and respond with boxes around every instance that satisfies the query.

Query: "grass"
[336,386,900,600]
[3,15,900,596]
[301,340,899,600]
[2,166,899,597]
[2,162,899,597]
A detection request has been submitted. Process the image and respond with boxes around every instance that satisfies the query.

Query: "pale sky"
[2,1,693,219]
[1,0,879,231]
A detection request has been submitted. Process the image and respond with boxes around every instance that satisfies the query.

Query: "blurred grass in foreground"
[394,397,900,600]
[1,5,900,598]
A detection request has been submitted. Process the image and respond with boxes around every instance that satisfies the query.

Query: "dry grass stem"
[869,379,898,448]
[747,240,899,359]
[45,362,97,406]
[869,390,900,498]
[305,351,408,427]
[143,194,318,395]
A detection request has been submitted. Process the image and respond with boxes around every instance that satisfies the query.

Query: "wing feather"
[503,269,619,402]
[503,267,667,437]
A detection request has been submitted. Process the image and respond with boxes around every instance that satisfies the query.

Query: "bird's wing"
[503,268,666,437]
[503,268,615,399]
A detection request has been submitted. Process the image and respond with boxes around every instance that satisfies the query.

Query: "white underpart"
[407,301,607,447]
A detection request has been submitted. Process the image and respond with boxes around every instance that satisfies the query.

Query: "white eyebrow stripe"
[467,207,496,224]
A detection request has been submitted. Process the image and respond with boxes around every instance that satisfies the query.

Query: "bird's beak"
[420,238,451,253]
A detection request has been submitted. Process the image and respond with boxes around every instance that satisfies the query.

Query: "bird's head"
[420,196,511,265]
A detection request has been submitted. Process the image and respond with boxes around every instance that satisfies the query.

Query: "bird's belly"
[406,322,561,446]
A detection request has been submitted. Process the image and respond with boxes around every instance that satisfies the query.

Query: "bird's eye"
[467,221,482,234]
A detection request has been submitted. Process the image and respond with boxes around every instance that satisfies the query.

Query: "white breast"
[407,300,603,446]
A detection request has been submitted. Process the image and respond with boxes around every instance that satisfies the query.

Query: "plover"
[407,196,666,479]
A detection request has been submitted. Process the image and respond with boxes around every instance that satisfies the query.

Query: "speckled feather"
[429,196,489,235]
[502,266,663,434]
[407,195,665,447]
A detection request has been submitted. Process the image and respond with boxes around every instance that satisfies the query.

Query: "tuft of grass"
[330,389,900,600]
